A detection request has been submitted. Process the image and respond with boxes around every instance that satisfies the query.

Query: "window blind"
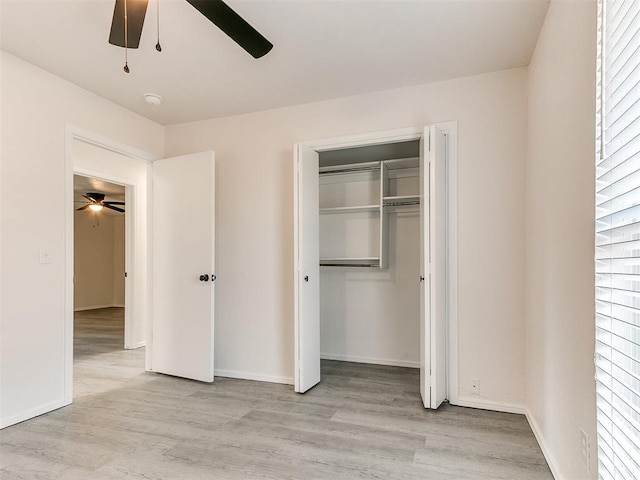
[596,0,640,478]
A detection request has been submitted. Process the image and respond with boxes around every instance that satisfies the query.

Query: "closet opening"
[318,141,421,377]
[294,124,458,409]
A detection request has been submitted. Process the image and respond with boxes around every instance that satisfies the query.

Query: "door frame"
[293,123,459,404]
[64,125,155,402]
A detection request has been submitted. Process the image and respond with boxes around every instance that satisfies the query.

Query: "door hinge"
[124,272,127,278]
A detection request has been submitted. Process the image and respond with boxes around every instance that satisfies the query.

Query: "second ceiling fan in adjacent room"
[76,192,125,213]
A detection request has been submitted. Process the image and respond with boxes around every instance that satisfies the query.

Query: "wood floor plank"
[0,308,553,479]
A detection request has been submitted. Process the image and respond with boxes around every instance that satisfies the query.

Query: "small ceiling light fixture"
[89,204,104,212]
[144,93,163,106]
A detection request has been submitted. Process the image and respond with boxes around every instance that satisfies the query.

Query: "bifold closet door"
[151,151,216,383]
[293,144,321,393]
[420,126,447,409]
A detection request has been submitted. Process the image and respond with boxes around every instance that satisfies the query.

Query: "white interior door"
[151,151,215,382]
[420,126,447,409]
[294,143,320,393]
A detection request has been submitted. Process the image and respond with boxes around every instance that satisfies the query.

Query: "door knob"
[199,274,209,282]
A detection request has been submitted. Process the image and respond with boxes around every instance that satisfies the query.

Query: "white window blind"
[596,0,640,478]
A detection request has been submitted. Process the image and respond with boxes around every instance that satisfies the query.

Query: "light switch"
[39,247,52,264]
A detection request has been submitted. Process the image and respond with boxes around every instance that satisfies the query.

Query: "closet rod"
[319,164,381,176]
[320,263,379,267]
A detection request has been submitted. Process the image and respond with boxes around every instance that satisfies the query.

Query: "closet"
[318,144,422,379]
[294,125,450,410]
[319,149,420,268]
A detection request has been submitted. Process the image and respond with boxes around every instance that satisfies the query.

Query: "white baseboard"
[1,398,71,429]
[214,369,293,385]
[320,353,419,368]
[125,341,146,350]
[525,408,561,480]
[452,395,526,415]
[74,304,122,312]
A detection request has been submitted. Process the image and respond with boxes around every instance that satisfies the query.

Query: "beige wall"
[166,67,528,406]
[113,215,125,306]
[525,1,597,478]
[0,51,163,428]
[73,212,125,310]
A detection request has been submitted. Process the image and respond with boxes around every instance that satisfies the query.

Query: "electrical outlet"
[39,247,52,264]
[470,378,479,395]
[580,428,590,472]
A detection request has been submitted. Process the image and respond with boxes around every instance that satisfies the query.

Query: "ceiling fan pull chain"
[155,0,162,52]
[123,0,130,73]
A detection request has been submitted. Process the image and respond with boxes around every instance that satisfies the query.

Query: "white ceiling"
[74,174,126,216]
[0,0,549,126]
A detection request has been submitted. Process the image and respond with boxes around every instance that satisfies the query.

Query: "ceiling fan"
[108,0,273,64]
[76,193,125,213]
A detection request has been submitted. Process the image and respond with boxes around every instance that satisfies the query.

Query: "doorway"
[65,127,218,404]
[73,175,127,337]
[73,175,126,312]
[293,123,459,408]
[72,174,140,397]
[64,127,153,402]
[318,142,422,364]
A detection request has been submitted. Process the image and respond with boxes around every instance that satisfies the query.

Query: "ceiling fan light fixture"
[144,93,163,106]
[89,204,104,212]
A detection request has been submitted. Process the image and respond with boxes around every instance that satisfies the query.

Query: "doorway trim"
[64,125,154,402]
[293,122,459,404]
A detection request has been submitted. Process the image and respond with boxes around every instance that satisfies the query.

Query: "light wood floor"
[0,308,552,479]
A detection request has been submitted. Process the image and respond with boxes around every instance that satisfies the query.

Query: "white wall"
[165,67,528,406]
[0,51,163,428]
[72,138,149,348]
[525,1,597,478]
[73,211,125,310]
[320,173,420,367]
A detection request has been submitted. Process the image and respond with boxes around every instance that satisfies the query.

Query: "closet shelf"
[320,205,380,215]
[319,161,381,176]
[383,195,420,207]
[383,157,420,170]
[320,257,380,267]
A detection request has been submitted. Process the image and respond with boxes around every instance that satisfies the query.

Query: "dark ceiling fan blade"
[185,0,273,59]
[108,0,149,49]
[83,193,108,203]
[76,204,91,211]
[104,204,126,213]
[104,201,126,205]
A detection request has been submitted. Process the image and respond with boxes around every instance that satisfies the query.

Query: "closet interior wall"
[319,141,421,368]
